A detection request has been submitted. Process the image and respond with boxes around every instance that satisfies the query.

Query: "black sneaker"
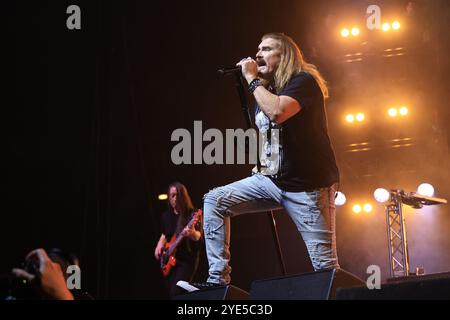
[176,281,223,292]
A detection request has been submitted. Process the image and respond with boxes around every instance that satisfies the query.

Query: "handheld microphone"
[217,66,241,76]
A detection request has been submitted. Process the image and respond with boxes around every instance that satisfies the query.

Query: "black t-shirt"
[161,209,201,264]
[255,71,339,191]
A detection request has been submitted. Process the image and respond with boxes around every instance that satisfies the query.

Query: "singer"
[192,33,340,289]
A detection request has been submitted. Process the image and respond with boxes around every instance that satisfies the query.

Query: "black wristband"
[248,78,262,94]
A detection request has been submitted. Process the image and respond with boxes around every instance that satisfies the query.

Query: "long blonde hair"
[262,33,329,98]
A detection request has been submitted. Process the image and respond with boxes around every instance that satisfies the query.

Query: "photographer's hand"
[12,248,74,300]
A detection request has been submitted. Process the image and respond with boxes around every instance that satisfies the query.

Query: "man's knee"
[203,188,218,204]
[203,187,234,207]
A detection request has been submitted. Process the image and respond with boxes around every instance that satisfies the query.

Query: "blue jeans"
[203,173,339,284]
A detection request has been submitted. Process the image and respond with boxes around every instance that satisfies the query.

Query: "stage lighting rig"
[374,188,447,277]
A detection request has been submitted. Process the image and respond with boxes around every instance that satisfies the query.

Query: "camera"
[0,260,41,300]
[0,248,90,300]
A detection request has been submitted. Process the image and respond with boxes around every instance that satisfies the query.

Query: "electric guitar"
[160,209,202,277]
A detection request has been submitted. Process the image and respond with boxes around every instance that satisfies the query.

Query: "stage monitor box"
[174,285,249,300]
[250,268,364,300]
[336,271,450,300]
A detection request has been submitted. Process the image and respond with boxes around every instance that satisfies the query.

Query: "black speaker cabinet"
[174,285,249,300]
[336,271,450,300]
[250,268,364,300]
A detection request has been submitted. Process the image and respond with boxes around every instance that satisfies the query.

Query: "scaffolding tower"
[385,190,447,278]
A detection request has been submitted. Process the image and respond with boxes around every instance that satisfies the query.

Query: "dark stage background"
[8,0,450,299]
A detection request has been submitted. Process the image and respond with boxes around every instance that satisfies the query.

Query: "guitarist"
[154,182,202,297]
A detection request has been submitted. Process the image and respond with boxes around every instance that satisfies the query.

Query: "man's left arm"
[238,58,301,124]
[252,86,301,124]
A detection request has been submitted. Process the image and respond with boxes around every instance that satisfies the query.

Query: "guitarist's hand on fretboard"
[182,225,201,241]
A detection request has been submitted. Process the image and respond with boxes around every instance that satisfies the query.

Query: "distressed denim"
[203,173,339,284]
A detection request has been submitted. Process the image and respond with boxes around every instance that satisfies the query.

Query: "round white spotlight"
[355,113,365,122]
[382,23,391,32]
[351,27,360,36]
[363,203,373,213]
[345,114,355,123]
[374,188,390,203]
[335,192,347,206]
[417,183,434,197]
[352,204,362,214]
[341,28,350,38]
[392,21,401,30]
[399,106,408,116]
[388,108,398,117]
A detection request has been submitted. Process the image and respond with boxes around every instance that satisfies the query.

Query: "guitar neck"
[166,234,185,256]
[164,210,201,258]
